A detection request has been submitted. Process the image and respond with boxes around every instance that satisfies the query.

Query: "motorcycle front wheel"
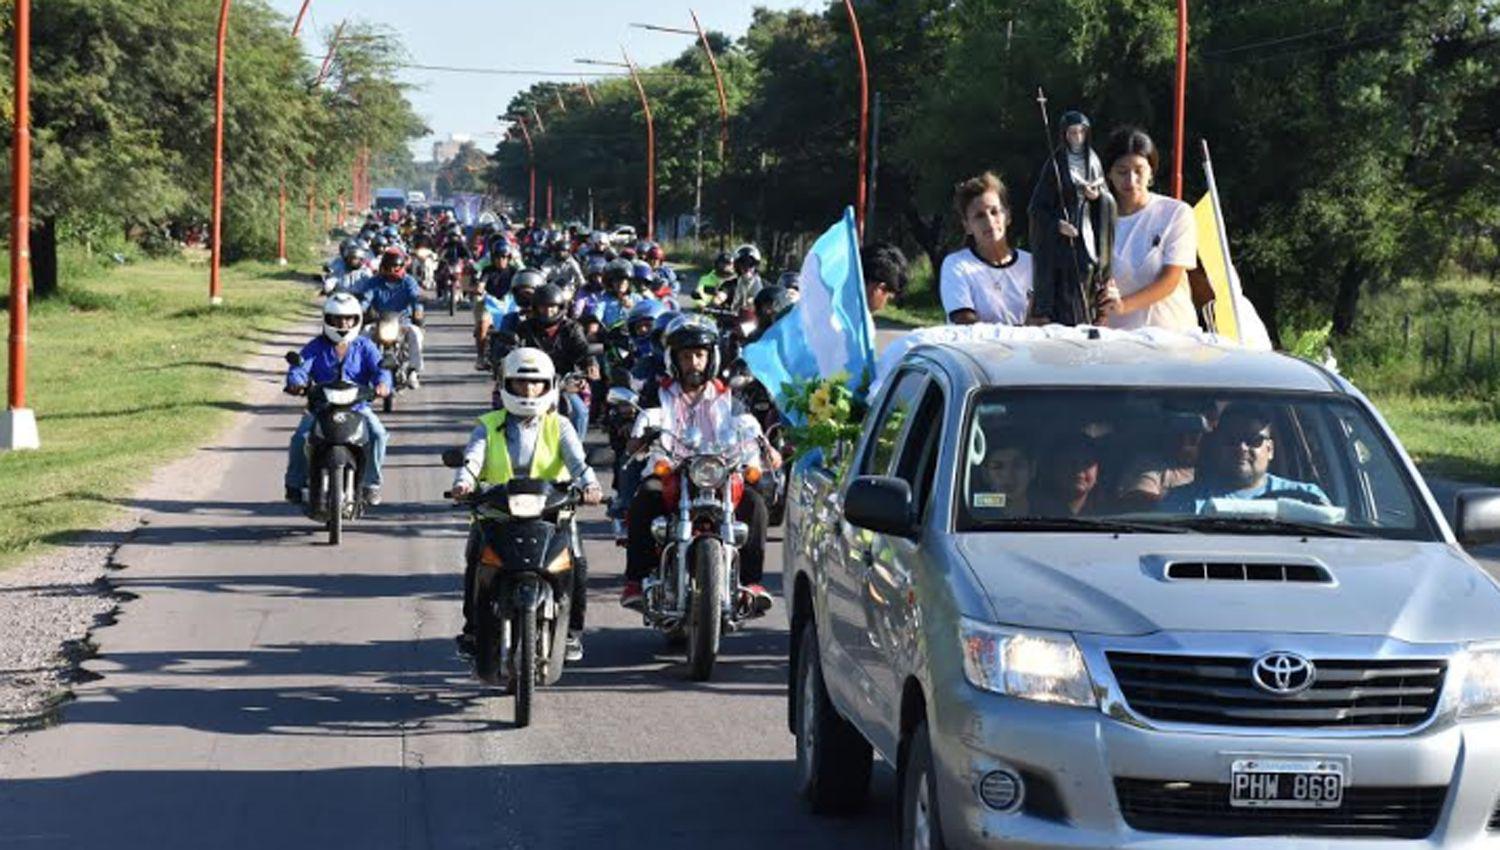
[515,608,537,727]
[326,462,344,546]
[686,540,725,681]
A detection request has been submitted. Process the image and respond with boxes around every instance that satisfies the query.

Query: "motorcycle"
[616,396,765,681]
[436,257,470,316]
[286,352,376,546]
[728,367,790,526]
[441,454,582,728]
[367,311,415,413]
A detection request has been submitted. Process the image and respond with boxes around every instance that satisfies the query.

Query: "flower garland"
[780,372,869,460]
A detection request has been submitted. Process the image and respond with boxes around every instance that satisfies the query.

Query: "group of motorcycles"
[302,211,794,724]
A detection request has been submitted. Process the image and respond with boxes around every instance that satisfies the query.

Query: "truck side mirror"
[1455,488,1500,547]
[844,476,917,540]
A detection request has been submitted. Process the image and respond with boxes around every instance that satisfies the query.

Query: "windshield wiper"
[974,516,1190,534]
[1156,516,1372,538]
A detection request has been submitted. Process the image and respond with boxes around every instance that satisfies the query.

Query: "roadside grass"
[1367,394,1500,483]
[0,257,316,568]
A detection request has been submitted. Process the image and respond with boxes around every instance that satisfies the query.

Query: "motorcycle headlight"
[1456,644,1500,718]
[959,619,1096,708]
[323,386,358,406]
[688,457,730,490]
[507,493,546,519]
[377,321,400,344]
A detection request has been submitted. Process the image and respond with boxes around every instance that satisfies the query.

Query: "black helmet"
[733,244,762,267]
[530,283,567,327]
[603,258,633,284]
[512,268,545,309]
[713,250,733,271]
[665,317,720,387]
[753,285,796,326]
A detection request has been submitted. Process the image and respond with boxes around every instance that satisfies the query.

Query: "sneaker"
[474,358,489,372]
[742,583,774,616]
[408,373,421,391]
[619,580,645,611]
[565,632,584,662]
[284,486,303,505]
[454,632,476,658]
[611,518,627,544]
[362,485,382,507]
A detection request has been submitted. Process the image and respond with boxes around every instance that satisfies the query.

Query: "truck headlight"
[959,618,1095,708]
[1457,645,1500,718]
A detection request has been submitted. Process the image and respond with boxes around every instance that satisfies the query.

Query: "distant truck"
[373,188,406,212]
[406,191,427,205]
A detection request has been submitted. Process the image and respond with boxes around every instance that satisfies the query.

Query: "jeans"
[284,408,388,490]
[609,457,645,521]
[463,519,589,635]
[562,390,589,438]
[625,477,768,584]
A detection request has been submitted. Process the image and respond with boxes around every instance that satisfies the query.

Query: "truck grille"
[1116,779,1446,839]
[1106,652,1445,728]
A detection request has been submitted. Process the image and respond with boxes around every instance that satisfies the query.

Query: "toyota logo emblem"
[1252,652,1316,695]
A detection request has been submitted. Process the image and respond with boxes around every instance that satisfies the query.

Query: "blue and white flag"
[743,207,876,417]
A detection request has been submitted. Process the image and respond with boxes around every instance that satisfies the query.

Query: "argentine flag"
[742,207,876,418]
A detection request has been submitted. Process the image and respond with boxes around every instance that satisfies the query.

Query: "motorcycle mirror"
[440,448,465,469]
[285,351,303,367]
[606,387,640,410]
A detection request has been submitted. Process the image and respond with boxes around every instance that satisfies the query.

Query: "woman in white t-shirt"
[1096,127,1199,332]
[939,171,1034,325]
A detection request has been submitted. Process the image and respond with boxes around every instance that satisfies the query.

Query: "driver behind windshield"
[1031,432,1102,517]
[1161,404,1329,514]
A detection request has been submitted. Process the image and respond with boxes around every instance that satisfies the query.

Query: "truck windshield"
[957,388,1439,541]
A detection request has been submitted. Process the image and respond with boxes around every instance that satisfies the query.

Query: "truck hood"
[956,534,1500,643]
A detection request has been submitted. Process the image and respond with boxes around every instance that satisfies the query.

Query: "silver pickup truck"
[783,333,1500,850]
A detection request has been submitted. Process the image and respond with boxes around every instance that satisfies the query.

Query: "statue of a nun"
[1027,110,1117,326]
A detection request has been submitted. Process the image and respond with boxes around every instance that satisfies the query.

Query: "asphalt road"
[0,308,894,849]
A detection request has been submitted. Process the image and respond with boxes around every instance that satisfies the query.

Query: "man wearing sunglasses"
[1162,404,1329,513]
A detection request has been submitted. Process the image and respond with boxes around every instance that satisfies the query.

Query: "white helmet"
[322,292,363,344]
[499,347,558,418]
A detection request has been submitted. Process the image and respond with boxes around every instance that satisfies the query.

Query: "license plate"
[1230,759,1344,809]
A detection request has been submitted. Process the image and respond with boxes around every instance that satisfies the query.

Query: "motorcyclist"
[493,283,594,438]
[480,269,543,370]
[284,293,392,506]
[357,248,426,388]
[572,257,609,322]
[324,239,373,294]
[715,244,765,313]
[602,302,670,541]
[698,250,735,304]
[598,259,637,329]
[543,236,585,295]
[450,347,604,661]
[643,243,678,294]
[619,317,781,613]
[473,242,522,370]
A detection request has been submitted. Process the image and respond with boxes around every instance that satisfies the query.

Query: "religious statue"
[1027,109,1116,326]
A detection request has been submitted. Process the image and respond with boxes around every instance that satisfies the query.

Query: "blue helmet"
[630,260,654,282]
[587,256,607,276]
[628,298,666,327]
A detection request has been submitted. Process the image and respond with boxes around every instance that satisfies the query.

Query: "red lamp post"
[4,0,38,451]
[577,54,656,241]
[843,0,870,239]
[1171,0,1189,200]
[209,0,231,306]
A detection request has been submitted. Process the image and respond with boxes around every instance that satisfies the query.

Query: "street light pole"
[843,0,870,240]
[515,118,537,224]
[3,0,38,451]
[291,0,312,38]
[623,50,655,243]
[210,0,231,306]
[1171,0,1188,200]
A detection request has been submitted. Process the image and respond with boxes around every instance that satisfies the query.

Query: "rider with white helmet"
[283,293,392,505]
[450,347,603,661]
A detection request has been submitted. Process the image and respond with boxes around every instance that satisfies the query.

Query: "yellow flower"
[808,384,835,423]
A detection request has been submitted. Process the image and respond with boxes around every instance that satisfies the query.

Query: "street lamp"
[577,52,656,242]
[842,0,870,239]
[630,12,730,161]
[1172,0,1188,200]
[210,0,231,305]
[3,0,38,451]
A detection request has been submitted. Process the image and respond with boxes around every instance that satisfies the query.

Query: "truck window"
[859,371,925,478]
[893,384,945,518]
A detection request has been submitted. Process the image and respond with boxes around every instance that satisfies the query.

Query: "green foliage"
[0,2,426,268]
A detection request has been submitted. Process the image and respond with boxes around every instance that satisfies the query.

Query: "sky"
[268,0,819,160]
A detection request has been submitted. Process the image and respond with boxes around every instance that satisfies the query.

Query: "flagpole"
[1200,139,1241,336]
